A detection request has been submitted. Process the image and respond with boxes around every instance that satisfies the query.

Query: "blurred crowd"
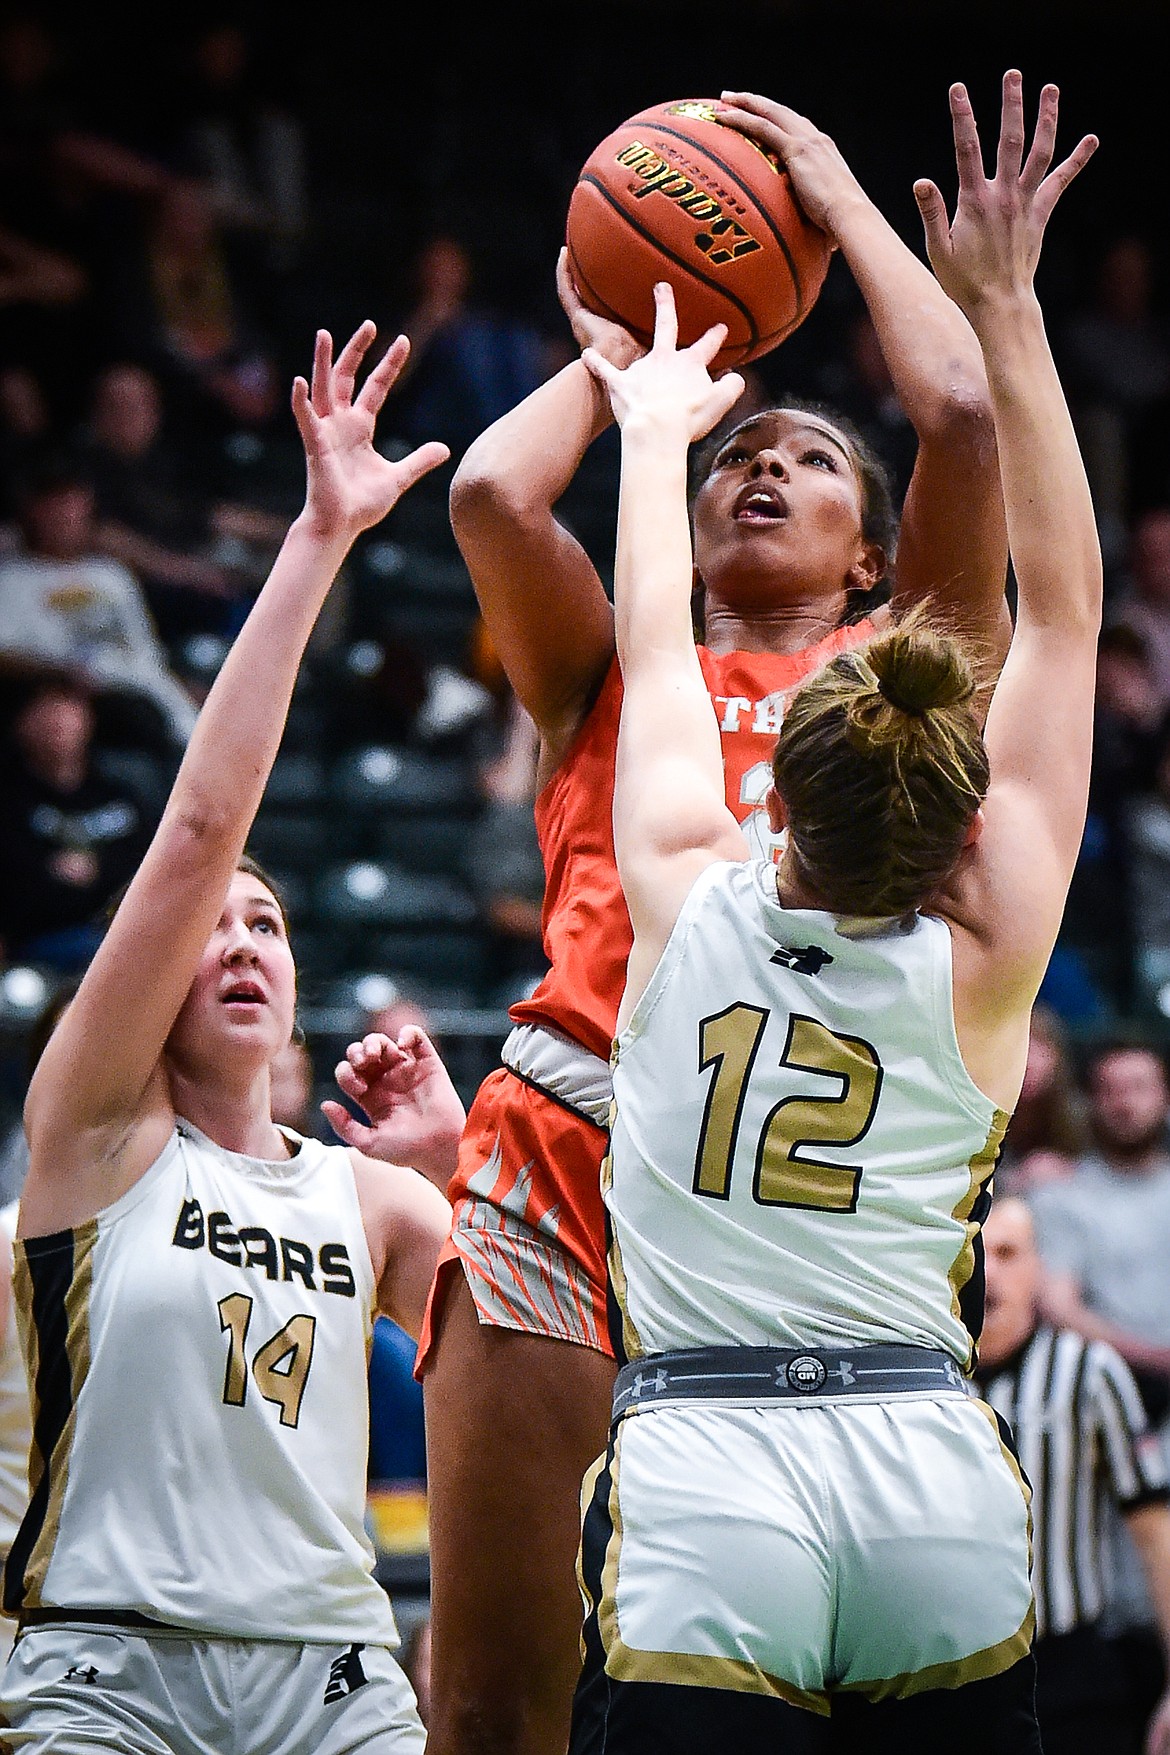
[3,10,1170,1739]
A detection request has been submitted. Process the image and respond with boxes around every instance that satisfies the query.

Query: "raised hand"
[717,91,850,241]
[291,322,450,544]
[581,282,744,444]
[321,1026,466,1188]
[913,72,1098,317]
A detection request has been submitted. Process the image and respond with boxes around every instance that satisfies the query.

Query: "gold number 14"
[217,1293,317,1428]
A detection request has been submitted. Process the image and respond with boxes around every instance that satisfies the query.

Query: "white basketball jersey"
[0,1201,31,1555]
[607,861,1007,1367]
[3,1121,399,1646]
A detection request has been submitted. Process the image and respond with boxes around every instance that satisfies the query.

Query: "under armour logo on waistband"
[630,1367,669,1399]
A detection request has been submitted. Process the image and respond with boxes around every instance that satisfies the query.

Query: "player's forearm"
[830,190,994,438]
[972,293,1101,632]
[613,428,702,688]
[451,358,611,520]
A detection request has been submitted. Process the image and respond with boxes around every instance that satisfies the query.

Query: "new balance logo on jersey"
[770,944,834,976]
[324,1644,369,1703]
[63,1665,99,1684]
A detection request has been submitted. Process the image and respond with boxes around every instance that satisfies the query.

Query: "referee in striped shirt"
[974,1197,1170,1755]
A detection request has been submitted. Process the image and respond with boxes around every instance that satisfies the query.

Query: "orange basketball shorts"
[416,1066,614,1374]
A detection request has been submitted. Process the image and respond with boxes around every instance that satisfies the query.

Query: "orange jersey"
[509,623,876,1062]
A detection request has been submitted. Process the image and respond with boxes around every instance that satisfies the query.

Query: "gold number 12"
[695,1006,882,1212]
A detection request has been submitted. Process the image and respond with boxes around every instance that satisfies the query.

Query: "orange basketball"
[566,99,832,370]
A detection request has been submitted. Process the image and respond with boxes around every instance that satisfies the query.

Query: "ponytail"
[773,608,990,916]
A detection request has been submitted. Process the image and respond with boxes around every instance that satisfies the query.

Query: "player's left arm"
[719,91,1011,664]
[583,287,750,1014]
[352,1152,453,1341]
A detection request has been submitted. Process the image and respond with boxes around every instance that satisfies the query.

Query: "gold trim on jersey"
[595,1421,831,1715]
[970,1393,1035,1578]
[575,1450,608,1661]
[602,1143,644,1364]
[948,1109,1008,1368]
[836,1600,1035,1701]
[19,1221,98,1607]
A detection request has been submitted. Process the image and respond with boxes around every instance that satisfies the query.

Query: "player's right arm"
[20,327,448,1231]
[720,90,1012,666]
[584,290,750,1022]
[448,257,640,767]
[918,77,1101,1077]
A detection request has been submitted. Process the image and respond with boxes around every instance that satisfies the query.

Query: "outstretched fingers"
[319,1098,373,1149]
[310,328,334,417]
[392,439,452,496]
[949,83,987,191]
[290,374,318,448]
[687,320,729,371]
[651,281,679,352]
[356,332,411,417]
[1020,83,1060,192]
[332,320,378,409]
[995,69,1027,184]
[1034,131,1099,225]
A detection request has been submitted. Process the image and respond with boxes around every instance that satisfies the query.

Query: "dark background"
[27,1,1163,365]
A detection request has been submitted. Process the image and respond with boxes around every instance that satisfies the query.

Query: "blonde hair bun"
[867,620,976,716]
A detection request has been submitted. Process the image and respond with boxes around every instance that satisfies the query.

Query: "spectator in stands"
[0,14,172,407]
[78,360,240,638]
[0,668,156,971]
[77,360,288,642]
[98,170,288,492]
[996,1004,1090,1196]
[0,453,199,745]
[976,1197,1170,1755]
[1049,622,1165,1020]
[1112,509,1170,716]
[1031,1040,1170,1427]
[380,233,548,464]
[1060,236,1170,563]
[0,365,51,531]
[1126,713,1170,1014]
[170,21,309,279]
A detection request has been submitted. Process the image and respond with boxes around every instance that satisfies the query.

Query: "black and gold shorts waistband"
[613,1343,968,1420]
[18,1607,191,1636]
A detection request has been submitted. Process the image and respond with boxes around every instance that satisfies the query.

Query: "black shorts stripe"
[570,1431,619,1755]
[3,1228,81,1615]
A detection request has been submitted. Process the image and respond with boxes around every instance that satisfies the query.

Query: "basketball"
[565,99,833,370]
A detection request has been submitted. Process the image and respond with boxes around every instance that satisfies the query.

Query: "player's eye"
[717,445,749,467]
[801,448,838,470]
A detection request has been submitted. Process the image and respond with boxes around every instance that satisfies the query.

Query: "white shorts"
[0,1624,426,1755]
[577,1390,1034,1713]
